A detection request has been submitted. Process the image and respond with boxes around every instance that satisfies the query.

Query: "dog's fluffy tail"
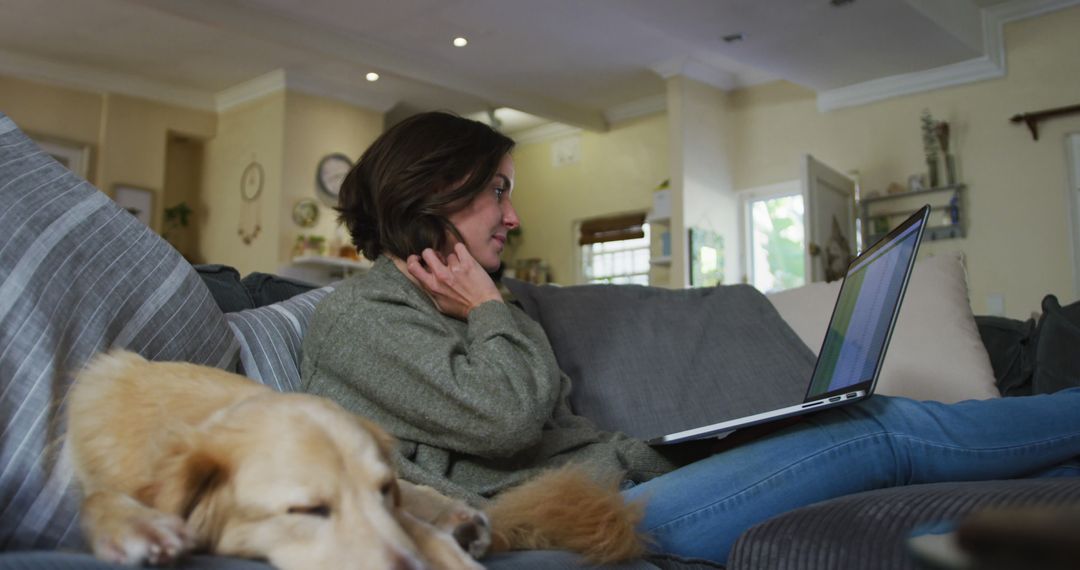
[485,465,647,564]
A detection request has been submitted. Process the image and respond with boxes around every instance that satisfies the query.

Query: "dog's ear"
[141,437,231,527]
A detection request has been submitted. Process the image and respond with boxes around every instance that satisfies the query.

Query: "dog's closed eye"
[288,504,331,518]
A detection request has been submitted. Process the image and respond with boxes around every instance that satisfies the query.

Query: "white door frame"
[737,180,800,286]
[1067,133,1080,298]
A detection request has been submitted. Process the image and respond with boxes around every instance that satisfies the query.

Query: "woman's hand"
[406,243,503,320]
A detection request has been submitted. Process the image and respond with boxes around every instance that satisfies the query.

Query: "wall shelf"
[279,255,372,285]
[860,184,966,245]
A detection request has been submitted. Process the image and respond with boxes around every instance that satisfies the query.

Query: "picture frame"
[113,185,156,229]
[29,134,92,180]
[689,226,725,287]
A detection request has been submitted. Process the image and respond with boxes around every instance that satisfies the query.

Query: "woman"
[301,111,1080,563]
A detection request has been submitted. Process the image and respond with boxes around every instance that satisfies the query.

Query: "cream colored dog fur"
[66,351,645,569]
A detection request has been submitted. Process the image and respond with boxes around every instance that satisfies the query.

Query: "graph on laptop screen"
[806,220,922,397]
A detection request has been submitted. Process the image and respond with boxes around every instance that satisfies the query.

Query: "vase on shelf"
[944,154,958,186]
[926,157,940,188]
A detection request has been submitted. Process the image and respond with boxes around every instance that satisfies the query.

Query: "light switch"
[986,294,1005,317]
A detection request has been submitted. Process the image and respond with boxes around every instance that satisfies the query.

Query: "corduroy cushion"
[226,286,335,392]
[503,281,816,441]
[0,113,237,550]
[727,478,1080,570]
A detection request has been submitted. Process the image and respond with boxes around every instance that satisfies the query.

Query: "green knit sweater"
[300,256,676,505]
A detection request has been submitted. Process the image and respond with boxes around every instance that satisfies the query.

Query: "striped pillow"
[226,286,335,392]
[0,113,237,550]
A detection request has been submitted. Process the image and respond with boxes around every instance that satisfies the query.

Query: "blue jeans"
[622,390,1080,563]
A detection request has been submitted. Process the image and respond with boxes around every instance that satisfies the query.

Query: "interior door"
[802,154,856,283]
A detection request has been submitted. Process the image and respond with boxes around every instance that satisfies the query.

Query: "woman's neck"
[387,254,422,289]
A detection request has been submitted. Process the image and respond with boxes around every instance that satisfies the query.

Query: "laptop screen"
[804,212,925,400]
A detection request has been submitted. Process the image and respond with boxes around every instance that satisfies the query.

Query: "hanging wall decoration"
[238,159,264,245]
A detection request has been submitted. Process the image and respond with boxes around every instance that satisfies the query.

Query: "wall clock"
[316,153,352,206]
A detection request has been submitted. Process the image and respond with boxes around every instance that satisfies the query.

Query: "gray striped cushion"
[226,286,335,392]
[0,113,237,550]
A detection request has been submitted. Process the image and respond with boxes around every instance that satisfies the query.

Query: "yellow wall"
[1,74,385,275]
[510,113,669,285]
[98,94,215,232]
[0,77,216,235]
[199,94,286,276]
[668,77,740,288]
[0,76,105,183]
[281,91,383,263]
[0,75,104,146]
[724,7,1080,317]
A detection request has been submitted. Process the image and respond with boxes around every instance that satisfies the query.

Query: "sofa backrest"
[0,113,237,551]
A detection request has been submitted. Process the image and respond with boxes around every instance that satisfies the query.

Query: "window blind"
[578,212,647,245]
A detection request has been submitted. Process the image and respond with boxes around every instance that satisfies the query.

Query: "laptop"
[648,204,931,445]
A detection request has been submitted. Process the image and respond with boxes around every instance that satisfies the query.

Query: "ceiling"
[0,0,1024,133]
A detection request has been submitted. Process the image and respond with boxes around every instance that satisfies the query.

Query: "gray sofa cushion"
[226,285,335,392]
[503,279,815,441]
[194,264,255,313]
[0,114,237,551]
[1033,294,1080,395]
[727,478,1080,570]
[240,272,318,308]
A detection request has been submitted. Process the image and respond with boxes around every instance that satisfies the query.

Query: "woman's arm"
[304,274,564,459]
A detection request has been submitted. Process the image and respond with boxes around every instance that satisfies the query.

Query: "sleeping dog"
[66,351,645,569]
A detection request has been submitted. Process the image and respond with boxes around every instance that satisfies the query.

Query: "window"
[579,213,651,285]
[741,184,806,293]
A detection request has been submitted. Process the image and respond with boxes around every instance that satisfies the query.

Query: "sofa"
[2,110,1078,570]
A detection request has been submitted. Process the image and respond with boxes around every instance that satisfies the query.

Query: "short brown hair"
[337,111,515,261]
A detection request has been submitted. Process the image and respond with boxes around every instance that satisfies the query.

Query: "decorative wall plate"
[292,198,320,228]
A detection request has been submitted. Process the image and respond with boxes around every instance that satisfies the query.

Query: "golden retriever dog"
[66,351,645,569]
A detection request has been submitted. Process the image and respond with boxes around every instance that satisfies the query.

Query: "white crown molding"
[0,49,216,111]
[283,71,399,114]
[513,94,666,145]
[604,94,667,125]
[651,56,737,92]
[215,68,397,114]
[982,0,1080,23]
[214,69,287,112]
[817,0,1080,112]
[816,55,1004,112]
[512,122,582,146]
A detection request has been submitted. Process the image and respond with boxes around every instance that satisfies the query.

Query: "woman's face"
[447,153,520,272]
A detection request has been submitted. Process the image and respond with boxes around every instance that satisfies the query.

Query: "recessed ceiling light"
[452,37,468,47]
[366,72,380,82]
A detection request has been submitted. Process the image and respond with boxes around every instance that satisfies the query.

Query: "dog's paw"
[442,508,491,559]
[91,511,191,566]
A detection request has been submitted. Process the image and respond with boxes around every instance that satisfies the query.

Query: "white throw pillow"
[766,253,1000,403]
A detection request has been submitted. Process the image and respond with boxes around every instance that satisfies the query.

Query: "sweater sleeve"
[304,287,565,459]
